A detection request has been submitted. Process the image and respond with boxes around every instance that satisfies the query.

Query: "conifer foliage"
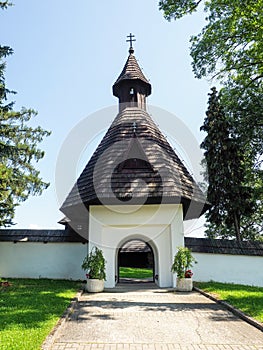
[0,2,50,226]
[201,88,256,241]
[160,0,263,241]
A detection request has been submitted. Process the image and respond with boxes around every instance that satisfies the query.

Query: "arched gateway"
[117,238,156,283]
[60,36,208,288]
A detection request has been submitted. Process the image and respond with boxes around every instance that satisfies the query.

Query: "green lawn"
[119,267,153,279]
[195,281,263,323]
[0,278,80,350]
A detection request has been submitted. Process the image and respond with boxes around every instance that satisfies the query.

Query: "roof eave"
[112,78,151,98]
[61,195,210,221]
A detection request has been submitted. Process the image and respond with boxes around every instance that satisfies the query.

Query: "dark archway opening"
[118,239,154,283]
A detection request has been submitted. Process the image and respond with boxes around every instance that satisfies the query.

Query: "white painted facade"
[192,252,263,287]
[88,204,184,288]
[0,242,87,280]
[1,226,262,288]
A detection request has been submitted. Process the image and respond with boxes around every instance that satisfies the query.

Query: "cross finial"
[126,33,136,54]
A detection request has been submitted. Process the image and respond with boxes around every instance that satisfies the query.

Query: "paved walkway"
[45,283,263,350]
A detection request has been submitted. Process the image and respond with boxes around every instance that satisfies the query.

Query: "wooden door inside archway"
[117,240,154,283]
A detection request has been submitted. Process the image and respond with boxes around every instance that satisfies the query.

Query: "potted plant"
[171,247,197,292]
[81,246,106,293]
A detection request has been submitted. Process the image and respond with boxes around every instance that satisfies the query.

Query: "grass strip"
[0,278,80,350]
[195,281,263,323]
[119,267,153,279]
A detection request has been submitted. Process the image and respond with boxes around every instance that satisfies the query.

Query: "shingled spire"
[60,37,209,223]
[113,34,151,112]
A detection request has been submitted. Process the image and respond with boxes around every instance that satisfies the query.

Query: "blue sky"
[1,1,212,236]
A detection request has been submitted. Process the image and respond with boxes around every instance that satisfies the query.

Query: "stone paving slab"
[45,284,263,350]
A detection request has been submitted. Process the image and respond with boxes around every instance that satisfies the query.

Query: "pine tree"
[201,88,255,241]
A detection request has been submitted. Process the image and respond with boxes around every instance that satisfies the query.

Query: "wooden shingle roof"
[185,237,263,256]
[0,229,87,243]
[61,49,209,220]
[120,240,151,253]
[113,52,151,97]
[61,107,209,220]
[114,52,150,85]
[0,229,261,257]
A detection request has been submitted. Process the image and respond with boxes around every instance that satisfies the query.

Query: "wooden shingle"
[61,107,208,219]
[0,229,87,243]
[113,52,151,97]
[61,51,209,221]
[185,237,263,256]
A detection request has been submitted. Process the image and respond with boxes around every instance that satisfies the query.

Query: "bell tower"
[60,35,208,288]
[112,33,151,112]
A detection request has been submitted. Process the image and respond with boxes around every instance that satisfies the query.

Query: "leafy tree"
[159,0,263,145]
[159,0,263,149]
[0,2,11,10]
[201,88,259,241]
[159,0,263,85]
[159,0,263,240]
[0,3,50,226]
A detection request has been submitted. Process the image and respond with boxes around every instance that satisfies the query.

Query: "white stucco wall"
[192,252,263,287]
[0,242,87,280]
[89,204,184,288]
[1,238,262,287]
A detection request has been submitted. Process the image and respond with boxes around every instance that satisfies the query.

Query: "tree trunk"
[233,211,241,242]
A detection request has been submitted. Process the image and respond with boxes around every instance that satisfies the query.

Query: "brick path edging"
[194,286,263,332]
[41,289,84,350]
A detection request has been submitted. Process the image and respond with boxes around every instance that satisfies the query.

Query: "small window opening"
[129,87,137,103]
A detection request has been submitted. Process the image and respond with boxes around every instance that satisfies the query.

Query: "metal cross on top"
[126,33,136,54]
